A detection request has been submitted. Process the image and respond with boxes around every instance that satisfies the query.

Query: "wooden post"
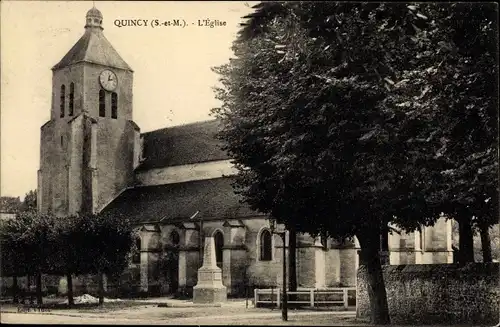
[254,288,258,308]
[343,288,348,310]
[310,289,314,307]
[35,273,43,305]
[67,272,74,307]
[282,233,288,321]
[244,270,248,308]
[98,273,104,306]
[12,276,18,304]
[276,288,280,308]
[271,286,274,309]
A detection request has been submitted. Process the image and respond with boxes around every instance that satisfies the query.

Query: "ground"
[0,296,362,325]
[0,297,486,326]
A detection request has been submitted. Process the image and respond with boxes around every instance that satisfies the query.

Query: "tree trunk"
[35,272,43,305]
[288,226,297,301]
[357,227,390,325]
[479,225,493,263]
[12,276,19,304]
[27,274,33,304]
[67,273,74,307]
[98,273,104,306]
[457,217,475,263]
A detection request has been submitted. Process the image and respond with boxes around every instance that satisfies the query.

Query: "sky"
[1,0,258,199]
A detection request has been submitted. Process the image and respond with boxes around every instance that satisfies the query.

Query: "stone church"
[37,7,454,297]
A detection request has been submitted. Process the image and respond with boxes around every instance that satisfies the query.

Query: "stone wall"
[357,263,500,324]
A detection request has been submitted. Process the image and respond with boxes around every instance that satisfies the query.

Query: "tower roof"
[86,7,103,19]
[52,7,132,71]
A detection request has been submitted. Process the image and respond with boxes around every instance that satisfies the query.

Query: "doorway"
[166,230,180,294]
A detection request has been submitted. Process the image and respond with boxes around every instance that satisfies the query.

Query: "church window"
[60,85,65,118]
[111,92,118,119]
[213,230,224,268]
[99,90,106,117]
[69,83,74,116]
[170,230,180,246]
[259,229,272,261]
[132,237,141,264]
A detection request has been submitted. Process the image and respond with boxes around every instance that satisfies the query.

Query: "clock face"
[99,70,118,91]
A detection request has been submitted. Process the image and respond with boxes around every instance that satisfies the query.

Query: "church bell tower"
[38,7,141,216]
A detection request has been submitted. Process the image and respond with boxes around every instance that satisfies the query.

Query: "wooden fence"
[254,287,356,309]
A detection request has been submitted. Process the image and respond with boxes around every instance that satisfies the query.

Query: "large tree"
[213,2,436,324]
[50,215,86,307]
[78,212,135,305]
[0,216,30,303]
[9,211,57,305]
[384,3,498,263]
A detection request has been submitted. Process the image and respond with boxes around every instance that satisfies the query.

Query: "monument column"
[193,236,227,303]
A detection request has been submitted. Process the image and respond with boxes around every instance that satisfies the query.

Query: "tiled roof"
[137,119,230,170]
[52,29,132,71]
[101,177,260,224]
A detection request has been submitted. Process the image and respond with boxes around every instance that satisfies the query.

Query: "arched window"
[111,92,118,119]
[60,85,65,118]
[99,90,106,117]
[213,231,224,268]
[171,230,180,246]
[260,229,272,261]
[69,83,74,116]
[132,237,141,264]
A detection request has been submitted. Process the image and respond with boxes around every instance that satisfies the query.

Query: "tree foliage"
[212,1,498,323]
[0,210,135,305]
[384,3,499,262]
[77,212,135,277]
[21,190,37,213]
[0,196,21,213]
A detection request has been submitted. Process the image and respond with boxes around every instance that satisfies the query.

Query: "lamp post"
[270,219,288,321]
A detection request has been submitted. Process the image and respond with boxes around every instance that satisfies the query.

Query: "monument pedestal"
[193,237,227,304]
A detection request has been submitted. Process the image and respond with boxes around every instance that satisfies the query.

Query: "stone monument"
[193,236,227,303]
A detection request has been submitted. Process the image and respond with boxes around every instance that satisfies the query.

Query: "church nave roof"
[101,176,260,224]
[138,119,230,171]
